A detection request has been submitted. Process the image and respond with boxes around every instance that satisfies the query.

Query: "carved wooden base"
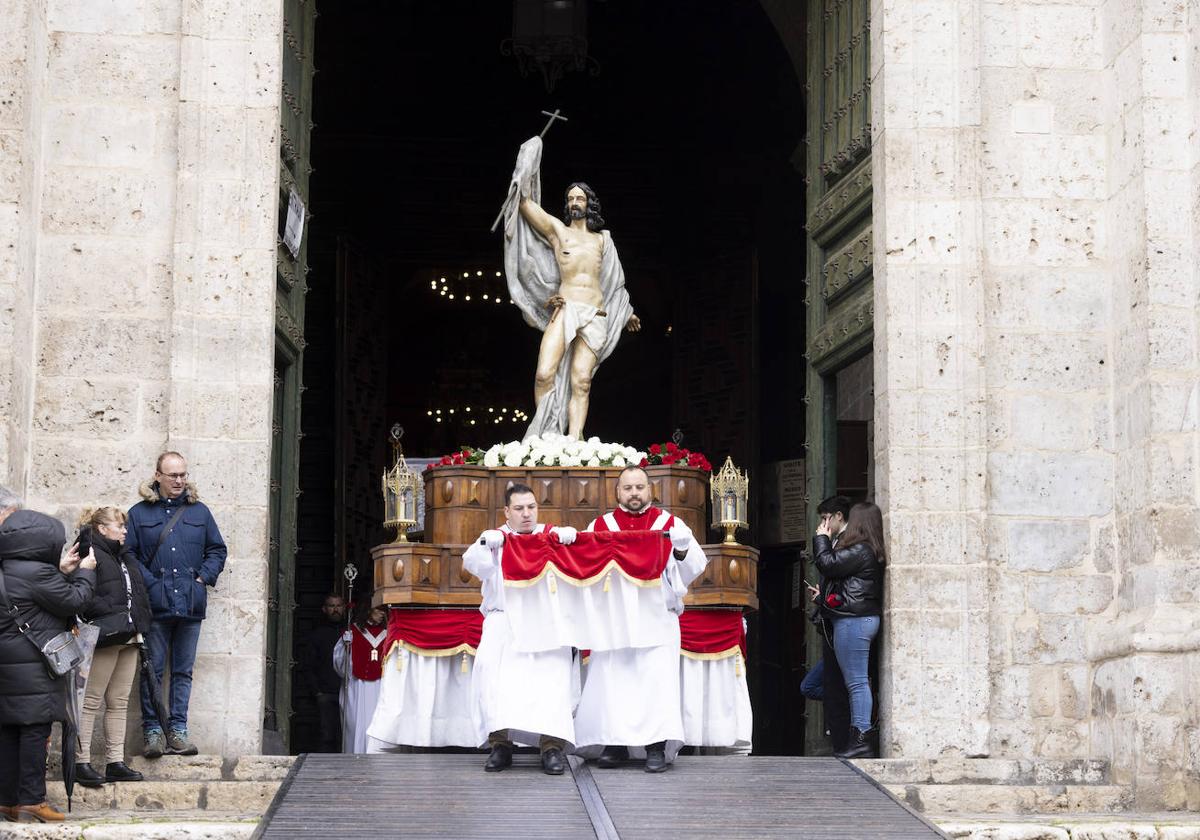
[371,540,759,611]
[422,465,711,545]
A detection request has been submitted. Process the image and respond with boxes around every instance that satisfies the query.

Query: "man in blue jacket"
[125,451,227,758]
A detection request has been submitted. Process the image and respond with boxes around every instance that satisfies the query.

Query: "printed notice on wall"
[283,188,305,258]
[761,458,807,545]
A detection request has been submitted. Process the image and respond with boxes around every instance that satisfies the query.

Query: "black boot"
[75,763,106,788]
[834,727,877,759]
[484,743,513,772]
[104,761,144,782]
[595,745,627,769]
[541,747,567,775]
[644,741,668,773]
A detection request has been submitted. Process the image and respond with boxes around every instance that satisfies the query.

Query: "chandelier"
[502,0,601,93]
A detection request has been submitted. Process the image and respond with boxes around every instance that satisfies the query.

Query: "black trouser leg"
[1,723,52,805]
[316,693,341,753]
[821,631,851,753]
[0,724,19,804]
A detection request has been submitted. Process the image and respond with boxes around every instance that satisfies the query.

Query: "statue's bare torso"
[519,189,639,438]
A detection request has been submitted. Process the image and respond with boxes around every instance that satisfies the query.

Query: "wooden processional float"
[371,462,759,611]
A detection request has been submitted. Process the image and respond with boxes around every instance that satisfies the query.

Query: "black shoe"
[541,748,567,775]
[75,763,105,788]
[595,745,627,769]
[104,761,144,782]
[484,743,513,772]
[644,741,668,773]
[834,727,877,759]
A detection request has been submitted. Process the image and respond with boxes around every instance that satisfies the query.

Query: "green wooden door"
[266,0,317,751]
[803,0,874,754]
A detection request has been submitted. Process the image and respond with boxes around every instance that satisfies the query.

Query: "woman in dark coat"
[813,501,885,759]
[74,507,152,788]
[0,505,96,823]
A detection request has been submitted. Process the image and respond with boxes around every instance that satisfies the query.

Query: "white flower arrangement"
[479,433,646,469]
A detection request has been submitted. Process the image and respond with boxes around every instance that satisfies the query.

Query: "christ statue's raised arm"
[519,196,562,246]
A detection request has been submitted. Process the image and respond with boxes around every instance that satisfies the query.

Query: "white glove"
[483,529,505,550]
[341,630,353,643]
[669,524,692,553]
[551,526,578,545]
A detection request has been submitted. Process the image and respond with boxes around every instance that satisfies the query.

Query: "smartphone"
[75,531,92,559]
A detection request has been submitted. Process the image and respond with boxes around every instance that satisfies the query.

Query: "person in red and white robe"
[332,605,387,754]
[462,482,580,775]
[576,465,707,772]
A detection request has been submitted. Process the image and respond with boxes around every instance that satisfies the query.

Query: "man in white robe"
[462,482,579,774]
[576,466,707,772]
[332,606,387,754]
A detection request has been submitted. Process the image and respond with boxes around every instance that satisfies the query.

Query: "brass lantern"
[710,456,749,545]
[382,424,420,543]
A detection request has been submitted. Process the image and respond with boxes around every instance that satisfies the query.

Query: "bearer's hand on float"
[483,530,506,551]
[551,526,578,545]
[669,524,692,553]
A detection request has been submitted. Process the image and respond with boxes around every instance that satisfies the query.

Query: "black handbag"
[0,565,84,677]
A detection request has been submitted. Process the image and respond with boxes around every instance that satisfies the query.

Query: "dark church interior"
[288,0,817,755]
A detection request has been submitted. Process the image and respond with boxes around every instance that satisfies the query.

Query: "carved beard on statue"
[569,207,586,220]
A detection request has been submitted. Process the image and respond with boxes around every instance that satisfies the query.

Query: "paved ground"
[252,753,946,839]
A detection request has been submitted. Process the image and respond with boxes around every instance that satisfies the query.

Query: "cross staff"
[490,110,569,233]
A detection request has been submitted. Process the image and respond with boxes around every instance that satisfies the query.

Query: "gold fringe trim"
[385,639,478,662]
[680,645,743,663]
[504,559,663,590]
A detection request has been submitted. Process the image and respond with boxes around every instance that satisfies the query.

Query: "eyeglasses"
[159,472,188,481]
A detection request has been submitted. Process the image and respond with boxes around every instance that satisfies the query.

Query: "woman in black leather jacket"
[74,507,152,788]
[812,501,885,758]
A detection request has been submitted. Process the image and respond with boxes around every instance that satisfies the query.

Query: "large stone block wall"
[873,0,1200,809]
[0,1,282,758]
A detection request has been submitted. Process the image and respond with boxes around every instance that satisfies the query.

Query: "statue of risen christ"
[500,137,640,440]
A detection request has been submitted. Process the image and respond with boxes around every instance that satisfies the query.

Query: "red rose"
[662,454,678,465]
[666,441,679,455]
[639,457,649,467]
[452,454,465,465]
[440,455,453,465]
[424,463,435,471]
[649,443,661,455]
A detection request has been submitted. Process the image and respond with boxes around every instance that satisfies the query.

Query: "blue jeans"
[830,615,880,731]
[800,658,825,701]
[140,617,203,734]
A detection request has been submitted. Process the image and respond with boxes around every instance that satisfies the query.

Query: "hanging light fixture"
[502,0,600,93]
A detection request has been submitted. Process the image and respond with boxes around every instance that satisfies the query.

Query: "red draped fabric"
[501,530,671,585]
[679,610,747,659]
[350,623,387,681]
[385,608,484,656]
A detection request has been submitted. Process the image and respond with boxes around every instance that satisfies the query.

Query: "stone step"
[853,758,1112,786]
[51,754,296,782]
[935,815,1200,840]
[889,784,1133,815]
[0,816,256,839]
[47,779,281,813]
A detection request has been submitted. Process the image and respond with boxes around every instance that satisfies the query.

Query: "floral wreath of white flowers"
[487,433,646,469]
[427,433,648,471]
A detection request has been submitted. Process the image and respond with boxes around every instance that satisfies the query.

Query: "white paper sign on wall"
[283,187,306,258]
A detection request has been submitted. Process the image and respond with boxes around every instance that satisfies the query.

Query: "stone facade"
[873,0,1200,810]
[0,0,281,757]
[0,0,1196,811]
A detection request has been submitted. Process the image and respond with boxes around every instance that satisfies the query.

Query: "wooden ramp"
[253,753,946,839]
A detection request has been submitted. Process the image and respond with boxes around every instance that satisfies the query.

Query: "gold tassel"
[603,573,611,593]
[549,574,557,595]
[396,650,404,672]
[461,652,469,674]
[735,653,743,677]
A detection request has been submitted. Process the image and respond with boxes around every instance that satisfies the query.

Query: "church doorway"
[281,0,831,755]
